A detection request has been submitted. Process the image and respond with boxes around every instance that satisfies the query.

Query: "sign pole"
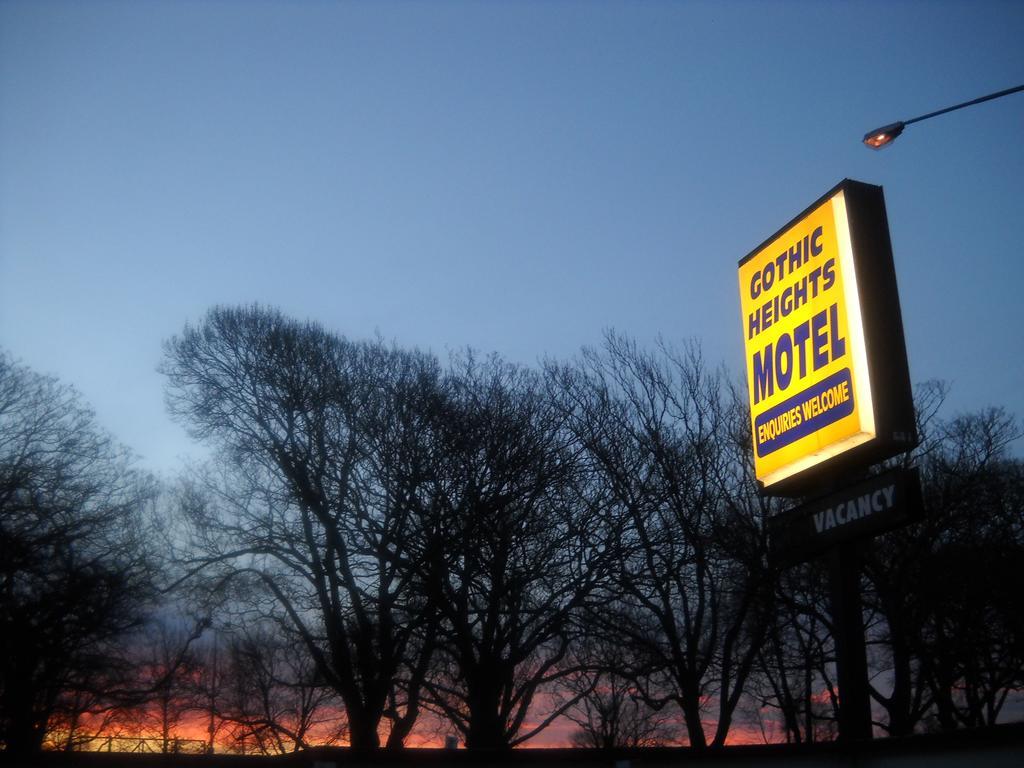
[828,542,873,741]
[738,179,920,745]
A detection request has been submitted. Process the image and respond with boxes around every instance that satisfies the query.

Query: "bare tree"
[162,306,440,749]
[123,616,208,753]
[549,334,772,748]
[0,352,159,754]
[188,630,229,753]
[747,563,838,744]
[217,624,346,754]
[558,637,680,748]
[864,399,1024,734]
[412,354,610,749]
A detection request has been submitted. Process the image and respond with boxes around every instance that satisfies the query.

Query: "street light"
[863,83,1024,149]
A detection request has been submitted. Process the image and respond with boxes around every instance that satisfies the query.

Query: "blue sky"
[2,0,1022,474]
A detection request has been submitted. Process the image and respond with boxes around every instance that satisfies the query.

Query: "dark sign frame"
[739,179,918,497]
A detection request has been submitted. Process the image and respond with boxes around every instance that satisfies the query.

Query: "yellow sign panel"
[738,189,876,488]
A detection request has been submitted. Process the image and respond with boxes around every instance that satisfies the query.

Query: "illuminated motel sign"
[738,180,917,495]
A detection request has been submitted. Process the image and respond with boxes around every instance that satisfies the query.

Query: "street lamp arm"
[863,83,1024,149]
[903,83,1024,126]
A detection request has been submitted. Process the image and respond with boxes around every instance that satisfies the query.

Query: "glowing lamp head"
[863,121,906,149]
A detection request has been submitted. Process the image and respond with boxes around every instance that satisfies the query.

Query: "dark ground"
[2,724,1023,768]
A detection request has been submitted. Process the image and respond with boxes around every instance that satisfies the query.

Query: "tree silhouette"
[157,311,1024,749]
[215,624,346,754]
[550,334,773,748]
[864,399,1024,734]
[126,616,208,753]
[411,354,610,749]
[558,636,681,748]
[162,306,440,749]
[0,353,158,754]
[748,561,839,743]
